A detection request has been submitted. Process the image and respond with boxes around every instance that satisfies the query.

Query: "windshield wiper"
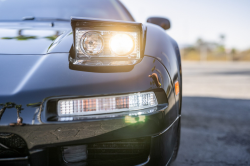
[22,16,70,21]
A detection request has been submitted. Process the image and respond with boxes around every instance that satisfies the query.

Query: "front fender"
[144,23,181,113]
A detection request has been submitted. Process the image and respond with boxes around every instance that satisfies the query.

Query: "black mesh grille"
[61,137,150,166]
[88,138,150,159]
[0,133,28,158]
[87,137,150,166]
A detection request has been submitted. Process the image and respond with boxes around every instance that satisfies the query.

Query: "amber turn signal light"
[175,81,180,95]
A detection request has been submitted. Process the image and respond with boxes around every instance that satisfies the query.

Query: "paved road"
[172,62,250,166]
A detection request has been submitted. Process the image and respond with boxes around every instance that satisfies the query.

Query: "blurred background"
[122,0,250,61]
[122,0,250,165]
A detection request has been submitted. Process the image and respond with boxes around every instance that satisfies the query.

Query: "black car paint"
[0,22,70,55]
[0,12,181,166]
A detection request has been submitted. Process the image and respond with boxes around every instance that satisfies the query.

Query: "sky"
[121,0,250,50]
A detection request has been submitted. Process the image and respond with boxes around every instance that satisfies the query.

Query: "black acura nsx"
[0,0,182,165]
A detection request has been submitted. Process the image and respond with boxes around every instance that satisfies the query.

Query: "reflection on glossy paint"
[0,102,26,126]
[44,35,58,41]
[1,36,37,40]
[155,69,164,88]
[0,102,16,121]
[1,29,60,41]
[1,35,59,41]
[151,66,155,72]
[149,73,161,88]
[47,30,72,52]
[12,55,48,94]
[125,115,146,124]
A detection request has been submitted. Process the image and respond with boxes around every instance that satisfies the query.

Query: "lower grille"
[88,137,150,160]
[0,133,28,158]
[62,137,150,166]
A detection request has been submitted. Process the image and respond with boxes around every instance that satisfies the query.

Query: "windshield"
[0,0,132,21]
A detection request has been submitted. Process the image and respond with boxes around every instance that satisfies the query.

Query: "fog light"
[58,92,157,116]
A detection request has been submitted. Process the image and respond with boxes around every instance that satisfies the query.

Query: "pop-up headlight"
[71,17,143,66]
[58,92,157,116]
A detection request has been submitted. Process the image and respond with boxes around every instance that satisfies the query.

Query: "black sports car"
[0,0,182,165]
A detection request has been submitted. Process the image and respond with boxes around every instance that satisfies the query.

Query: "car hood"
[0,21,71,54]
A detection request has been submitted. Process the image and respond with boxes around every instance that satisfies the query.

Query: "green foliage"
[44,35,58,41]
[1,36,37,40]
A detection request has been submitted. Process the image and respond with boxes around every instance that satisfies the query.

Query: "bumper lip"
[135,156,150,166]
[0,156,28,161]
[152,115,181,138]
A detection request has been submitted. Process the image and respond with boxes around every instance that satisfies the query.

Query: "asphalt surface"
[172,62,250,166]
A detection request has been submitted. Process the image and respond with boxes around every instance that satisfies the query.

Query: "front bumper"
[0,104,171,149]
[0,105,180,166]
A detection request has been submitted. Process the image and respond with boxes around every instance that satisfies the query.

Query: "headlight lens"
[109,33,134,56]
[75,29,140,66]
[81,32,104,56]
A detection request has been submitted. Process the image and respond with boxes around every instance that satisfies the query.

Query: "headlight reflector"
[81,32,104,56]
[58,92,157,116]
[109,33,134,56]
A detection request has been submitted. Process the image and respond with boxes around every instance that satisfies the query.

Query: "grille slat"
[61,137,150,166]
[87,138,150,162]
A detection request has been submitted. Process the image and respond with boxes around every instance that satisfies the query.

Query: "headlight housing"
[71,17,143,66]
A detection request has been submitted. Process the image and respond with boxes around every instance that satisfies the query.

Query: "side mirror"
[147,17,171,30]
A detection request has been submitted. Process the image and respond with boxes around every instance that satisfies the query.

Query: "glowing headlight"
[109,33,134,56]
[80,32,104,56]
[71,18,143,66]
[76,30,139,60]
[58,92,157,116]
